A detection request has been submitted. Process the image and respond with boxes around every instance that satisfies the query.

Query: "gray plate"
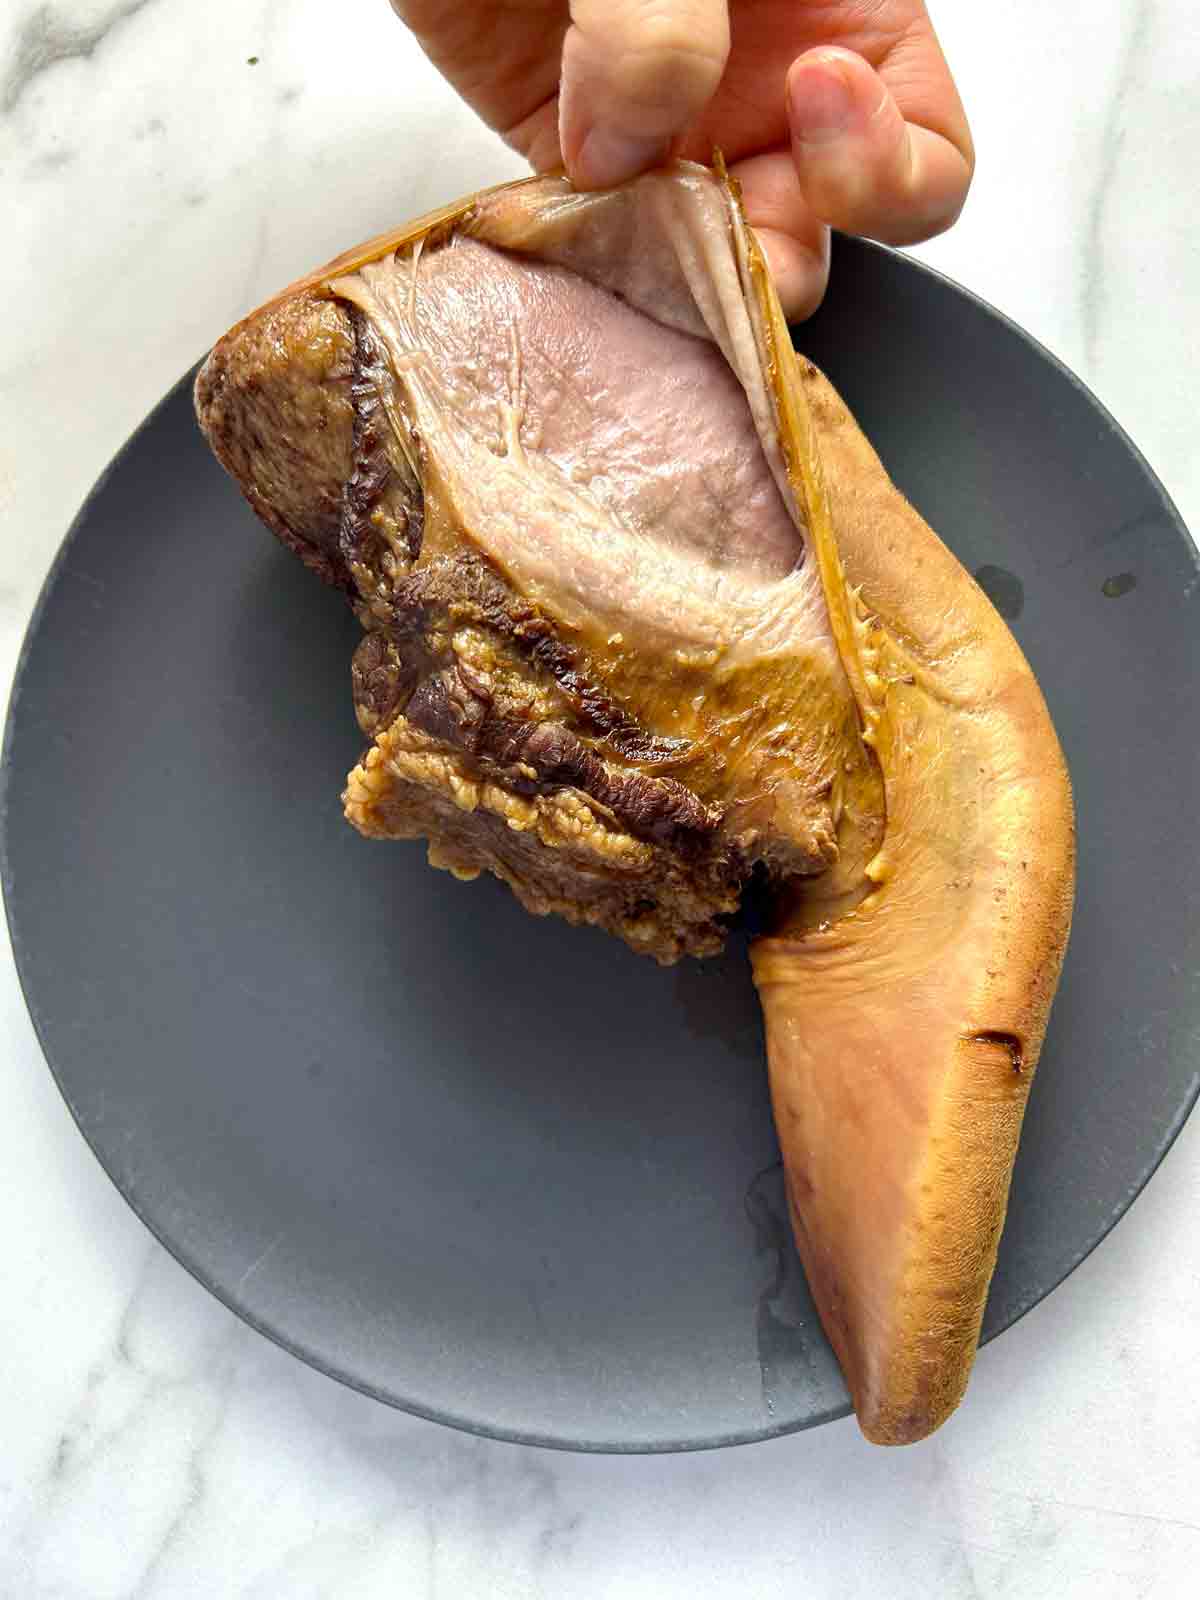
[4,237,1199,1452]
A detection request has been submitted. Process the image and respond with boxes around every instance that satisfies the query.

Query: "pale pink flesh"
[331,174,839,667]
[371,237,802,580]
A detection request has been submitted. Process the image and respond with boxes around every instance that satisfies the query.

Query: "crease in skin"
[193,161,1074,1447]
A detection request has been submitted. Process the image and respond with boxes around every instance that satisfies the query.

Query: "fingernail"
[790,58,856,144]
[574,128,670,189]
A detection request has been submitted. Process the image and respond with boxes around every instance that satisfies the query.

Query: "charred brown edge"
[385,555,691,767]
[194,296,357,595]
[339,308,424,598]
[403,664,718,852]
[350,631,415,739]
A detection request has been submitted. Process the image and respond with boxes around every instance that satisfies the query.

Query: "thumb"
[560,0,730,189]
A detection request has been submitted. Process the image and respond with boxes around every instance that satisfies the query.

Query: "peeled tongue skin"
[192,164,1075,1444]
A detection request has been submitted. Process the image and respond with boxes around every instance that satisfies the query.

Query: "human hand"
[390,2,973,319]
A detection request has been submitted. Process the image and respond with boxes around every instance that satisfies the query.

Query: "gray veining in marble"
[1081,0,1152,370]
[2,0,156,115]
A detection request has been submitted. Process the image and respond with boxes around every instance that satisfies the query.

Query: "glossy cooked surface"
[754,360,1074,1442]
[194,165,1074,1443]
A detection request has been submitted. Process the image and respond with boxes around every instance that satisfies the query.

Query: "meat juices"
[196,165,1074,1444]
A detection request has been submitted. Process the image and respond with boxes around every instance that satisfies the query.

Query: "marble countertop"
[3,2,1199,1594]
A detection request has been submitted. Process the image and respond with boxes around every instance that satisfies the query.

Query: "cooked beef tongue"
[195,164,1073,1446]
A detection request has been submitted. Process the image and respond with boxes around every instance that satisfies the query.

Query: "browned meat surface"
[195,291,356,589]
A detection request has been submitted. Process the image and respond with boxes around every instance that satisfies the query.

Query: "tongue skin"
[752,360,1074,1445]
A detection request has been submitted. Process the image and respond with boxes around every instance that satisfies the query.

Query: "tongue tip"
[854,1385,965,1447]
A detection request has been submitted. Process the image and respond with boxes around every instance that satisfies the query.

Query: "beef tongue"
[195,164,1074,1445]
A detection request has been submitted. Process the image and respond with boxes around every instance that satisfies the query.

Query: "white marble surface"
[3,1,1199,1594]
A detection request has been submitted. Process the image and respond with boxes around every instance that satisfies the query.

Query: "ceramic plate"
[4,237,1199,1451]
